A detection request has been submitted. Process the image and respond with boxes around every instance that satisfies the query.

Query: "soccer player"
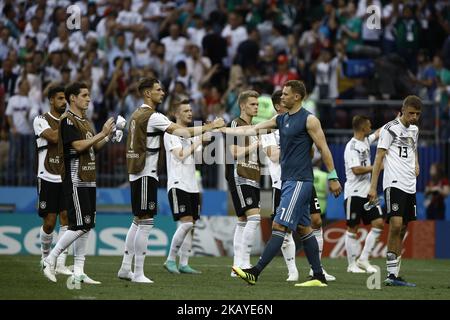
[34,85,72,276]
[163,99,209,274]
[41,82,115,284]
[368,95,421,287]
[224,80,342,286]
[225,90,262,274]
[344,115,383,273]
[117,78,224,283]
[261,90,335,282]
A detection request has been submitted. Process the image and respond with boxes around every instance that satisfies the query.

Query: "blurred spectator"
[0,25,18,61]
[161,23,187,64]
[115,0,144,47]
[382,0,402,55]
[5,79,37,185]
[120,83,143,121]
[235,27,260,72]
[2,3,20,39]
[0,58,19,101]
[298,18,324,65]
[414,53,439,101]
[339,2,362,56]
[395,5,420,74]
[186,44,213,97]
[425,163,450,220]
[107,32,134,77]
[186,14,206,48]
[221,11,248,67]
[221,65,247,120]
[271,54,299,91]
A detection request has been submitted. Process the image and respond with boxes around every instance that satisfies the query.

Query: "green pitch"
[1,256,449,300]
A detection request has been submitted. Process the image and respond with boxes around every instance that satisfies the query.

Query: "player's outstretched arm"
[306,115,342,197]
[167,118,225,138]
[220,116,278,136]
[368,148,387,203]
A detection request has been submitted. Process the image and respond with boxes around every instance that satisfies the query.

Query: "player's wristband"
[327,169,338,181]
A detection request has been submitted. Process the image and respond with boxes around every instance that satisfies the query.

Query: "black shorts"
[37,178,67,217]
[310,186,322,215]
[130,176,158,217]
[66,186,96,231]
[168,188,200,221]
[228,183,260,217]
[344,196,384,228]
[384,187,417,224]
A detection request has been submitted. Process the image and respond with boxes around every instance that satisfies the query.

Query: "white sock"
[242,214,261,268]
[233,221,246,267]
[133,219,153,278]
[345,231,358,266]
[168,222,193,262]
[120,221,138,272]
[47,229,86,266]
[281,232,298,275]
[312,228,323,260]
[386,251,399,277]
[179,227,193,266]
[40,226,53,259]
[360,228,382,261]
[73,231,89,276]
[56,225,68,267]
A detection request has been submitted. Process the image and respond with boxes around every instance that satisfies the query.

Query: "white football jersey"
[343,134,377,199]
[377,119,419,194]
[33,113,62,183]
[129,105,171,182]
[261,130,281,189]
[164,133,200,193]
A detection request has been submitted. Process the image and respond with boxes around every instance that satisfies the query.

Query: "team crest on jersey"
[392,203,399,212]
[246,197,253,205]
[84,215,91,224]
[40,201,46,209]
[149,202,156,210]
[179,205,186,213]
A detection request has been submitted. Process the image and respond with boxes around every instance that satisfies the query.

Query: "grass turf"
[1,255,449,300]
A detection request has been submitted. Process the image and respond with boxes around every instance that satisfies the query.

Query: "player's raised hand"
[102,117,115,137]
[329,180,342,197]
[212,117,225,129]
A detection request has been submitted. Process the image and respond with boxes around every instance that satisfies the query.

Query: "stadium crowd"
[0,0,449,186]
